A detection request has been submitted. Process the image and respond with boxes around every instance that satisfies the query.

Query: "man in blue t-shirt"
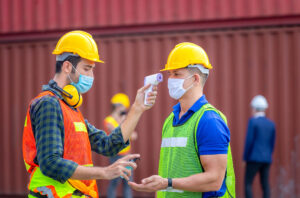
[243,95,276,198]
[129,42,235,198]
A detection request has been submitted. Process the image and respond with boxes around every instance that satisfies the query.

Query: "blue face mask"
[69,67,94,94]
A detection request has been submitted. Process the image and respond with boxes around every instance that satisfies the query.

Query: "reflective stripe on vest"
[35,186,64,198]
[157,103,235,198]
[104,116,131,155]
[23,91,98,198]
[29,167,74,198]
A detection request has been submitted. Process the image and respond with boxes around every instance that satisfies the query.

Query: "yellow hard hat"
[161,42,212,71]
[62,85,83,108]
[53,30,104,63]
[111,93,130,109]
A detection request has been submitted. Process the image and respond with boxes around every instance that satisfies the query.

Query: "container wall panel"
[0,26,300,197]
[1,0,300,34]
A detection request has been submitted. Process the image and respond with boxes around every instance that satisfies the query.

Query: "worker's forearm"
[173,172,224,192]
[120,104,143,142]
[70,165,107,180]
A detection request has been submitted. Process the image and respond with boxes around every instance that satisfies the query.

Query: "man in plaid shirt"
[23,30,158,197]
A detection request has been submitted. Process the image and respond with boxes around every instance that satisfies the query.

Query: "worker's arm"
[120,84,157,142]
[172,154,227,191]
[70,154,140,181]
[87,122,130,156]
[87,84,157,156]
[128,154,227,192]
[243,118,255,161]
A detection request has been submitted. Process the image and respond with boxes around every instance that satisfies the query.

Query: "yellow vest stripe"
[74,122,88,133]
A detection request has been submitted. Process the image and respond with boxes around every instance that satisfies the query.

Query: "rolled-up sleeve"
[31,96,78,183]
[85,120,129,156]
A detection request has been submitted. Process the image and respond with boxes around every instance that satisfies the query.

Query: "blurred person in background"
[129,42,235,198]
[243,95,276,198]
[104,93,138,198]
[22,30,157,198]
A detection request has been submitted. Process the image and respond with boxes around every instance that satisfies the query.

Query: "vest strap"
[68,179,97,198]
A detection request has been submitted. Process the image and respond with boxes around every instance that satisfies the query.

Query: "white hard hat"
[251,95,268,110]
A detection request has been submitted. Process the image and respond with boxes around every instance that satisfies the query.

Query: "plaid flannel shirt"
[29,81,129,183]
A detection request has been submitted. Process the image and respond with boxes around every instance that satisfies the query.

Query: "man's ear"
[194,73,202,85]
[62,61,72,74]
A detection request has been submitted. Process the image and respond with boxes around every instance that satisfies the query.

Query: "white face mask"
[168,75,194,100]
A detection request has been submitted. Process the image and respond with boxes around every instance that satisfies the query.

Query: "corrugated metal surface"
[1,26,300,197]
[1,0,300,34]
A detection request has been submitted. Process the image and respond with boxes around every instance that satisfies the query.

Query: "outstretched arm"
[87,85,158,156]
[120,84,157,142]
[71,154,140,181]
[128,154,227,192]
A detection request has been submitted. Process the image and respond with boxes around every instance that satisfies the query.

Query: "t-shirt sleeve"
[196,111,230,155]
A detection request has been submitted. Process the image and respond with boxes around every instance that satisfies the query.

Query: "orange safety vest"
[23,91,98,198]
[103,116,131,155]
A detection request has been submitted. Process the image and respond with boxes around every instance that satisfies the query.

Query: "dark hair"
[187,67,208,87]
[111,103,122,113]
[55,56,81,73]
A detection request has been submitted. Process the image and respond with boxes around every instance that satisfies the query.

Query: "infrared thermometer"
[144,73,163,105]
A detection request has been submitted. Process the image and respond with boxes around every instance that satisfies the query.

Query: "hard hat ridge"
[251,95,268,110]
[53,30,104,63]
[161,42,212,71]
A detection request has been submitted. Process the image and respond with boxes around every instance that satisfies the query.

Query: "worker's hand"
[128,175,168,192]
[103,154,140,181]
[132,84,158,112]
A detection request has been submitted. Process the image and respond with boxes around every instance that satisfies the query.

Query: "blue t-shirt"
[172,95,230,198]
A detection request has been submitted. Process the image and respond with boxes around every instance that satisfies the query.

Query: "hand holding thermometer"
[144,73,163,106]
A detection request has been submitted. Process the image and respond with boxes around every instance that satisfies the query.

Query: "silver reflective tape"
[159,188,184,193]
[56,52,79,61]
[161,137,187,148]
[188,64,209,75]
[36,187,54,198]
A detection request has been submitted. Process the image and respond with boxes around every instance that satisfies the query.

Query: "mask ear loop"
[183,75,195,91]
[67,62,80,83]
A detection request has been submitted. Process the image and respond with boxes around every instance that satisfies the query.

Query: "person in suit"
[243,95,276,198]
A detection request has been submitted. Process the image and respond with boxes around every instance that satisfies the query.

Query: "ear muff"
[62,85,83,108]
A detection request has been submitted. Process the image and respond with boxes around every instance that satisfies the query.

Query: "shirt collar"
[42,80,64,100]
[253,112,266,117]
[172,95,208,114]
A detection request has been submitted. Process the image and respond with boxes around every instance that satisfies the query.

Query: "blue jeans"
[107,155,132,198]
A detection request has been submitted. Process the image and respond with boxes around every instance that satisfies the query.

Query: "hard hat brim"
[160,64,212,71]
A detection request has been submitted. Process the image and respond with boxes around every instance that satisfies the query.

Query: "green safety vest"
[157,103,235,198]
